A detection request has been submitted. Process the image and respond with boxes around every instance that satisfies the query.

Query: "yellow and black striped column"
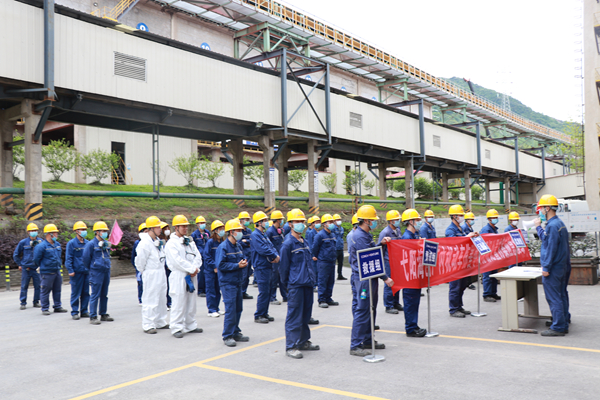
[1,194,13,210]
[379,203,388,209]
[24,203,43,221]
[279,200,289,208]
[264,206,276,215]
[233,199,246,208]
[308,205,319,215]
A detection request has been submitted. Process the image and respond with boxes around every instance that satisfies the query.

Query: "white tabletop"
[490,266,543,281]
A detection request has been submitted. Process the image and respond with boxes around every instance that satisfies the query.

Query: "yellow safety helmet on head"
[321,213,334,223]
[160,222,168,229]
[26,223,39,232]
[486,209,499,219]
[538,194,558,207]
[288,209,306,222]
[307,216,319,224]
[253,211,268,224]
[333,214,342,221]
[271,210,284,220]
[44,224,59,233]
[138,223,147,232]
[211,220,225,231]
[145,216,161,229]
[386,210,401,221]
[464,212,475,220]
[401,209,421,222]
[351,214,358,225]
[73,221,87,231]
[356,205,379,220]
[238,211,251,220]
[172,215,190,226]
[93,221,109,231]
[508,212,520,221]
[448,205,465,216]
[424,210,435,218]
[195,216,206,224]
[225,219,243,232]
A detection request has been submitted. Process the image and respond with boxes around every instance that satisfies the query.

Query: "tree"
[321,173,337,194]
[414,177,433,199]
[471,185,483,201]
[288,170,306,191]
[386,180,395,197]
[168,154,201,188]
[393,179,405,195]
[363,179,375,195]
[343,170,366,195]
[79,149,120,184]
[149,160,168,186]
[41,139,78,181]
[242,157,264,190]
[548,122,584,173]
[197,155,225,188]
[12,133,24,179]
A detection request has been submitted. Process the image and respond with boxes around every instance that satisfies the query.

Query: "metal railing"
[91,0,137,21]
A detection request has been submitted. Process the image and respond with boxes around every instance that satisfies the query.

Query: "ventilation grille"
[114,52,146,82]
[485,149,491,159]
[349,112,362,128]
[433,135,441,148]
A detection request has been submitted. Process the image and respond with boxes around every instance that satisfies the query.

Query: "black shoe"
[299,341,320,351]
[189,328,203,333]
[243,293,253,300]
[450,311,466,318]
[468,284,476,290]
[385,307,399,314]
[374,325,380,330]
[361,341,385,350]
[420,293,425,297]
[286,349,303,359]
[173,331,184,338]
[545,320,552,327]
[20,305,26,310]
[393,304,404,311]
[198,292,206,298]
[233,334,249,342]
[458,308,471,315]
[54,307,68,313]
[308,317,319,325]
[491,294,501,300]
[265,314,275,321]
[484,296,496,303]
[254,317,269,324]
[282,298,287,303]
[81,312,90,318]
[327,300,339,306]
[33,302,41,308]
[541,329,565,337]
[406,328,427,337]
[224,338,236,347]
[72,314,80,320]
[100,314,114,322]
[337,275,347,280]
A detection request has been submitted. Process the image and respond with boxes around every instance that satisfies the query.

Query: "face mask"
[79,230,88,238]
[293,223,306,234]
[243,221,250,227]
[52,236,58,243]
[198,224,206,230]
[415,220,423,229]
[511,221,518,227]
[540,213,546,222]
[426,217,434,224]
[315,223,321,230]
[100,232,108,239]
[370,220,378,230]
[29,232,38,238]
[456,217,464,224]
[217,229,225,238]
[393,220,401,228]
[234,232,243,242]
[336,220,342,226]
[490,218,499,225]
[164,229,171,237]
[468,220,475,226]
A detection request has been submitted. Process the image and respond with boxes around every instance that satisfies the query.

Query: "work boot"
[224,338,237,347]
[33,302,41,308]
[484,296,496,302]
[541,329,565,337]
[308,317,319,325]
[458,308,471,315]
[270,300,281,305]
[20,305,26,310]
[173,331,184,338]
[318,302,329,308]
[299,341,320,351]
[158,324,170,329]
[286,349,303,359]
[42,310,51,316]
[81,312,89,318]
[198,292,206,298]
[208,312,220,318]
[545,320,553,327]
[450,311,466,318]
[242,293,253,300]
[90,317,101,325]
[406,328,427,337]
[327,300,339,306]
[374,325,380,330]
[491,294,501,300]
[265,314,275,321]
[282,298,288,303]
[100,314,114,322]
[54,307,68,313]
[189,328,203,333]
[468,284,476,290]
[72,314,80,320]
[145,328,157,334]
[233,334,249,342]
[385,307,399,314]
[361,341,385,350]
[350,348,371,357]
[337,275,347,281]
[393,304,404,311]
[254,316,269,324]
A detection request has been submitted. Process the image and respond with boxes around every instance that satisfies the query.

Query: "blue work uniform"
[14,237,41,306]
[347,228,357,315]
[480,222,499,298]
[332,224,345,278]
[401,229,423,334]
[216,238,245,340]
[279,233,315,350]
[349,226,389,350]
[203,238,222,314]
[283,223,291,237]
[132,239,143,303]
[267,224,287,301]
[311,228,337,304]
[538,216,570,333]
[251,228,279,319]
[419,221,436,239]
[33,239,63,312]
[377,224,402,310]
[504,225,523,268]
[446,222,471,315]
[192,228,211,295]
[305,227,319,288]
[461,221,474,235]
[240,227,253,295]
[83,237,112,319]
[66,237,90,316]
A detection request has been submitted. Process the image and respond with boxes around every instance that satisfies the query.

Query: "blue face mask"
[490,218,499,225]
[29,231,38,238]
[293,223,306,234]
[393,220,401,228]
[199,224,206,230]
[315,223,321,230]
[52,236,58,243]
[415,220,423,230]
[540,213,546,222]
[243,220,250,227]
[426,217,434,224]
[100,232,108,239]
[218,230,225,238]
[234,232,243,242]
[79,230,88,238]
[370,220,378,230]
[468,220,475,226]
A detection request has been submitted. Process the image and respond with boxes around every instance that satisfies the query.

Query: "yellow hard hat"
[465,212,475,220]
[93,221,109,231]
[211,220,225,231]
[26,223,39,232]
[43,224,59,233]
[145,216,161,229]
[172,215,190,226]
[271,210,284,220]
[253,211,268,224]
[195,216,206,224]
[386,210,401,221]
[73,221,87,231]
[538,194,558,207]
[448,205,465,216]
[321,213,334,223]
[424,210,435,218]
[288,209,307,222]
[401,209,421,222]
[351,214,358,225]
[307,216,319,224]
[138,223,147,232]
[160,222,168,229]
[333,214,342,220]
[238,211,251,220]
[486,209,499,219]
[356,205,379,220]
[508,212,520,221]
[225,219,243,232]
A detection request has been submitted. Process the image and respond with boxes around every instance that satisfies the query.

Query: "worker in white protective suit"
[165,215,203,338]
[135,215,169,334]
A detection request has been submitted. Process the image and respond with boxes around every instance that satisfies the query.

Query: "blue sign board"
[201,42,211,51]
[305,75,313,81]
[341,86,348,92]
[357,246,385,281]
[254,61,264,67]
[423,240,439,267]
[520,229,530,244]
[509,230,527,248]
[136,23,148,31]
[471,235,491,255]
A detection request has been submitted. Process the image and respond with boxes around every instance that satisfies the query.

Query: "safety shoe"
[385,307,399,314]
[406,328,427,338]
[81,312,90,318]
[33,302,41,308]
[100,314,114,322]
[42,310,51,316]
[242,293,253,300]
[157,325,170,329]
[198,292,206,298]
[458,308,471,315]
[374,325,380,330]
[491,294,501,300]
[318,302,329,308]
[90,317,101,325]
[393,304,404,311]
[299,341,320,351]
[484,296,496,303]
[286,349,303,359]
[337,275,347,280]
[350,348,371,357]
[265,314,275,321]
[208,312,220,318]
[313,287,318,293]
[145,328,157,334]
[54,307,68,313]
[545,320,552,327]
[254,317,269,324]
[189,328,203,333]
[270,300,281,305]
[72,314,80,320]
[468,284,476,290]
[173,331,184,338]
[20,305,26,310]
[327,300,339,306]
[233,334,249,342]
[218,310,225,315]
[541,329,565,337]
[224,338,237,347]
[308,317,319,325]
[361,341,385,350]
[450,311,466,318]
[282,298,288,303]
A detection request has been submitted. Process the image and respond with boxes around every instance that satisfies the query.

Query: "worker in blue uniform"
[461,212,477,290]
[305,216,320,292]
[83,221,114,325]
[446,205,478,318]
[132,223,147,305]
[377,210,403,314]
[33,224,68,315]
[192,216,211,297]
[267,210,287,304]
[420,210,437,239]
[349,205,394,357]
[216,219,249,347]
[332,214,347,280]
[66,221,90,320]
[14,223,42,310]
[504,212,523,268]
[204,220,225,318]
[535,195,570,336]
[279,209,320,359]
[311,214,339,308]
[238,211,254,300]
[347,214,359,314]
[480,209,501,302]
[251,211,280,324]
[400,209,427,337]
[282,210,292,236]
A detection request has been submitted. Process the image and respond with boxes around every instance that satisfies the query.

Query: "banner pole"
[425,264,438,337]
[363,278,385,363]
[471,253,487,317]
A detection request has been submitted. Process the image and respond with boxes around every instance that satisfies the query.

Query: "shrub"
[363,179,375,195]
[386,180,395,196]
[288,170,307,191]
[343,170,366,195]
[414,177,433,199]
[168,154,202,188]
[243,157,264,190]
[393,179,405,195]
[42,139,78,181]
[197,156,225,188]
[449,188,462,200]
[12,133,24,178]
[321,173,337,194]
[79,149,120,184]
[471,185,483,201]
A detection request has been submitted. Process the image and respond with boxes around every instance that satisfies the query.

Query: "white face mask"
[457,216,464,224]
[164,230,171,237]
[511,220,518,226]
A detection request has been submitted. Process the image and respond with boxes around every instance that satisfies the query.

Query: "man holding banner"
[480,210,501,303]
[377,210,403,315]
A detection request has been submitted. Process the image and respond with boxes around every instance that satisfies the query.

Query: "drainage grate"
[433,135,441,148]
[114,52,146,82]
[349,112,362,128]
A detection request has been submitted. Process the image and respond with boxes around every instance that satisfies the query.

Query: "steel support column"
[151,125,160,199]
[405,158,414,209]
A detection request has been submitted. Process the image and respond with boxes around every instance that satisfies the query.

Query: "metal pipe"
[44,0,55,99]
[0,188,265,200]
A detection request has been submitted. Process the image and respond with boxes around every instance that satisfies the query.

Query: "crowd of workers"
[12,194,571,359]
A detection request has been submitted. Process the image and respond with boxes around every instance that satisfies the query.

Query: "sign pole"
[363,278,385,363]
[471,253,487,317]
[425,264,438,337]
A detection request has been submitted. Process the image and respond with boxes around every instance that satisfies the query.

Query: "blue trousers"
[20,268,40,305]
[70,272,90,316]
[254,268,272,319]
[242,262,252,294]
[482,270,498,297]
[165,266,171,308]
[204,268,221,313]
[383,262,400,308]
[312,260,318,288]
[40,273,62,311]
[197,264,206,294]
[403,288,422,333]
[449,277,471,313]
[285,286,313,350]
[543,270,568,332]
[89,268,110,318]
[221,283,243,339]
[137,275,143,304]
[351,272,358,316]
[270,264,288,301]
[317,261,335,304]
[350,276,378,349]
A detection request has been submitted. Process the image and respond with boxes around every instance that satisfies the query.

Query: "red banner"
[388,232,532,291]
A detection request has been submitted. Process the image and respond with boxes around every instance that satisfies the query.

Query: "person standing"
[132,223,147,305]
[377,210,403,315]
[135,216,169,334]
[480,209,501,302]
[192,216,210,297]
[505,212,523,269]
[420,210,437,239]
[251,211,280,324]
[160,222,172,310]
[461,212,477,290]
[305,216,320,293]
[311,214,338,308]
[332,214,346,280]
[267,210,286,304]
[66,221,90,320]
[33,224,68,315]
[279,209,320,359]
[237,211,254,300]
[14,223,42,310]
[204,220,225,318]
[83,221,113,325]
